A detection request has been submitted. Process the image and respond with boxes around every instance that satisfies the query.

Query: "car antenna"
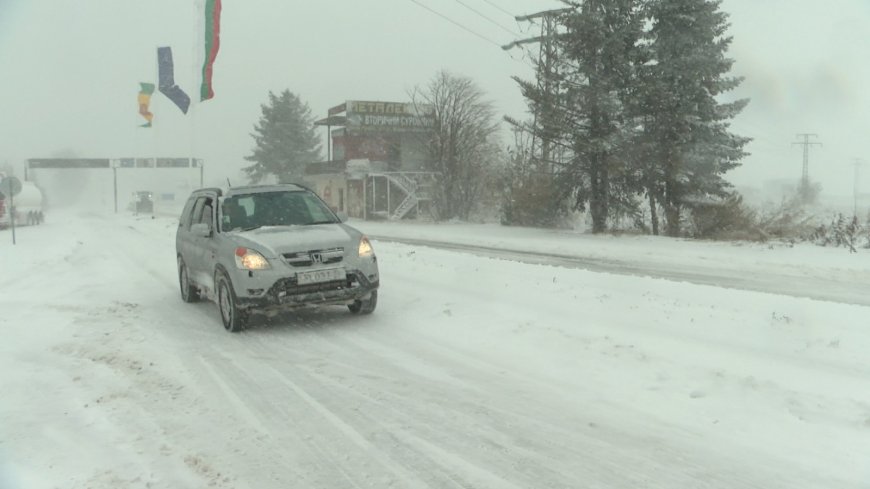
[226,178,232,188]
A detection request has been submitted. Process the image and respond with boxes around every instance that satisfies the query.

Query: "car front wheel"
[349,290,377,315]
[178,257,200,303]
[217,273,246,333]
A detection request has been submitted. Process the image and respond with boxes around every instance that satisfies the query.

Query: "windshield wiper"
[305,220,337,225]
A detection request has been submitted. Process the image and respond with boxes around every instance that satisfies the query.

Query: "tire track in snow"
[192,346,431,488]
[45,214,867,488]
[57,216,257,488]
[269,365,434,489]
[234,283,847,489]
[240,324,736,488]
[295,362,578,488]
[199,327,540,489]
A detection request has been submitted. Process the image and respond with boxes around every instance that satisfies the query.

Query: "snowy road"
[2,214,870,488]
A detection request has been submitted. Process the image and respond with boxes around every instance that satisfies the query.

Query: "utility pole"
[503,7,573,174]
[792,133,822,196]
[113,160,118,214]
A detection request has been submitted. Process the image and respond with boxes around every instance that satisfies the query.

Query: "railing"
[369,172,439,220]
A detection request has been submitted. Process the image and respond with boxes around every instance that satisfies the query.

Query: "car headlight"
[234,247,271,270]
[358,236,374,258]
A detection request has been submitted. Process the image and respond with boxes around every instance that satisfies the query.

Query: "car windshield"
[220,190,338,232]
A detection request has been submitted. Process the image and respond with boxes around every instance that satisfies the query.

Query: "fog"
[1,0,869,199]
[4,3,870,486]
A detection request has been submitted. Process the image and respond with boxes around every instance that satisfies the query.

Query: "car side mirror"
[191,222,212,237]
[336,211,349,223]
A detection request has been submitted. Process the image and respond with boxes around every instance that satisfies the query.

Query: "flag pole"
[192,0,202,189]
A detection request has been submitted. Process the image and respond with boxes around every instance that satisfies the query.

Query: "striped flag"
[198,0,222,101]
[138,82,155,127]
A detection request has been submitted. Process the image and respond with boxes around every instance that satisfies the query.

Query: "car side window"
[179,197,197,230]
[201,200,214,227]
[190,197,207,228]
[194,196,215,226]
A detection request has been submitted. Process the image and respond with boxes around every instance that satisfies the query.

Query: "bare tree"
[412,71,501,221]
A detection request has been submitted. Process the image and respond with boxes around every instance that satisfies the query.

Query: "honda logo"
[310,253,323,264]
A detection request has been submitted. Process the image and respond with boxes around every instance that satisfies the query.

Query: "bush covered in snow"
[637,190,870,252]
[809,214,868,253]
[501,173,570,228]
[746,199,870,252]
[688,193,760,240]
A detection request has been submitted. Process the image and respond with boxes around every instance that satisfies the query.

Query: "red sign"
[328,102,347,116]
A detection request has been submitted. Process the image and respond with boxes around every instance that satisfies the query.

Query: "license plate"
[296,267,345,285]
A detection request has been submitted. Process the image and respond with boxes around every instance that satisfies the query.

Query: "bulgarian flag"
[198,0,222,101]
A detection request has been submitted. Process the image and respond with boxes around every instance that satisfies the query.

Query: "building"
[306,100,439,220]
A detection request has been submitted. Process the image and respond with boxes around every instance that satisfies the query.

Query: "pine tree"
[243,90,321,183]
[520,0,644,233]
[565,0,634,233]
[641,0,750,236]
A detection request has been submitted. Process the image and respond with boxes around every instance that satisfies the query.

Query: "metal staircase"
[371,172,438,220]
[392,193,419,220]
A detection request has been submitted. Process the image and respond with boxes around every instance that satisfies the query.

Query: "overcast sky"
[1,0,869,197]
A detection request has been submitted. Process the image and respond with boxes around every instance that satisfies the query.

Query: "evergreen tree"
[243,90,321,183]
[641,0,750,236]
[515,0,644,233]
[500,126,568,227]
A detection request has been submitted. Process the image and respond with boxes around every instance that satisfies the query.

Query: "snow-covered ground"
[354,220,870,306]
[1,213,870,488]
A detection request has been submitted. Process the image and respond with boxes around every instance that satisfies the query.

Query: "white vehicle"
[176,184,380,332]
[0,181,45,228]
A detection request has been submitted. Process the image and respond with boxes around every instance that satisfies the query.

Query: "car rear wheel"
[349,290,377,315]
[178,257,200,303]
[217,273,246,333]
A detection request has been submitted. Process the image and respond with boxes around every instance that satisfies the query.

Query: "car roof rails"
[193,187,223,197]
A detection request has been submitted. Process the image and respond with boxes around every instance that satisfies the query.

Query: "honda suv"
[175,184,379,332]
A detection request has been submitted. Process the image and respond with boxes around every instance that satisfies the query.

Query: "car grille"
[282,247,344,267]
[272,273,360,297]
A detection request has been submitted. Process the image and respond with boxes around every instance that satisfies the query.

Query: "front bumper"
[234,270,379,313]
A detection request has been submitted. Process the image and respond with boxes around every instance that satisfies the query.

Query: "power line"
[505,8,571,171]
[453,0,519,36]
[515,7,575,22]
[406,0,502,49]
[475,0,515,18]
[792,133,822,189]
[406,0,534,71]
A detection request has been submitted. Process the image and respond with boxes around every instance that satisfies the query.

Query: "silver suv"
[175,184,379,332]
